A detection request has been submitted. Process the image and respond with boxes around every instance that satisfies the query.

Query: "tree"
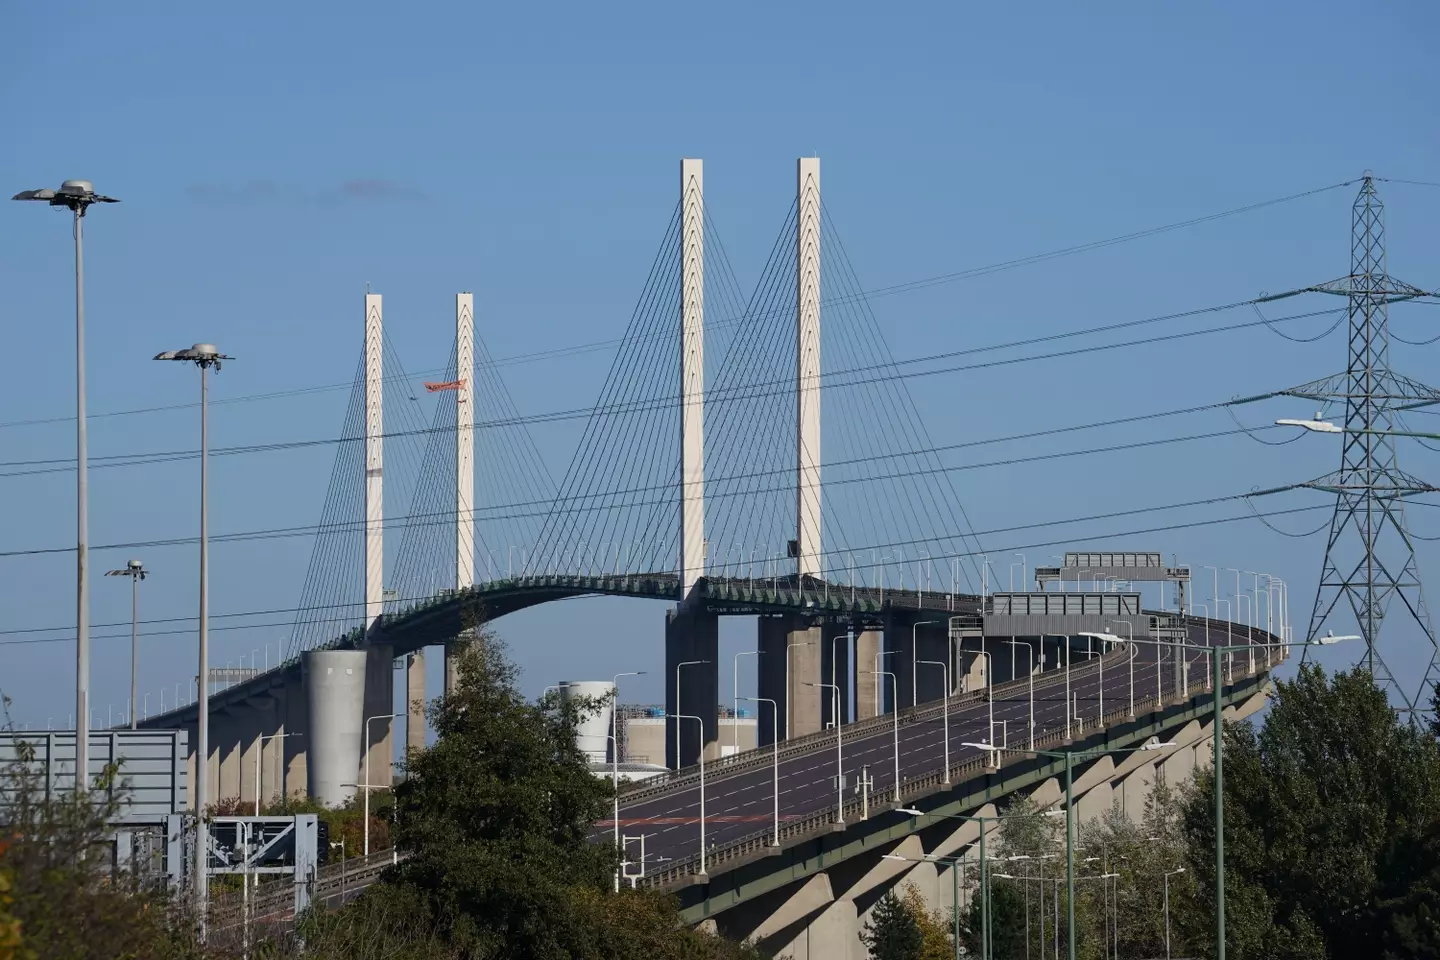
[861,891,924,960]
[0,737,204,960]
[1179,664,1440,959]
[896,885,952,960]
[958,879,1027,959]
[334,628,760,960]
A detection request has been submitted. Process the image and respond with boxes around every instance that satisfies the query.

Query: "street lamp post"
[741,696,779,846]
[732,651,761,752]
[1003,640,1035,749]
[806,681,844,824]
[1105,620,1136,716]
[669,713,707,872]
[875,648,897,716]
[964,649,996,765]
[1163,866,1186,959]
[1103,631,1356,960]
[254,731,302,815]
[675,659,710,764]
[362,713,400,856]
[883,851,970,960]
[898,807,1049,959]
[104,560,148,730]
[1042,634,1071,740]
[964,739,1177,960]
[14,179,119,790]
[155,342,230,914]
[611,670,645,891]
[918,659,950,782]
[874,670,900,798]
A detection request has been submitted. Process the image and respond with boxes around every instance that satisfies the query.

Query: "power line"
[0,300,1339,480]
[0,484,1319,644]
[0,180,1354,434]
[0,401,1283,560]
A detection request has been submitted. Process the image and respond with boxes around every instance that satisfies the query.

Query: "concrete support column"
[443,642,462,696]
[882,616,914,713]
[757,614,822,744]
[216,712,244,803]
[303,649,367,807]
[237,699,273,806]
[281,665,309,799]
[820,627,850,729]
[362,643,395,792]
[853,627,881,720]
[665,609,719,768]
[406,650,426,756]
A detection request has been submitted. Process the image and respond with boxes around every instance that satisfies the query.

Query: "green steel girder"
[676,670,1271,924]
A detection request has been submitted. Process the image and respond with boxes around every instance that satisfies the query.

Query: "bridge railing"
[617,640,1122,806]
[639,620,1282,888]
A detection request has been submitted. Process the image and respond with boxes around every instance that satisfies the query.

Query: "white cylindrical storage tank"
[559,680,614,763]
[304,649,368,807]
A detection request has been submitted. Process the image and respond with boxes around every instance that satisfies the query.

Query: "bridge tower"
[667,159,721,769]
[359,291,395,798]
[757,158,837,745]
[444,292,477,698]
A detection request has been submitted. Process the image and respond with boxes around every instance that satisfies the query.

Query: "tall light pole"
[807,681,844,823]
[363,712,400,856]
[918,659,950,782]
[154,342,230,912]
[14,180,119,789]
[104,560,147,729]
[732,650,761,752]
[1042,634,1071,740]
[873,670,900,796]
[740,696,779,846]
[669,712,707,872]
[254,731,301,815]
[967,739,1178,960]
[611,670,645,891]
[675,659,709,765]
[1003,639,1035,749]
[1163,866,1186,959]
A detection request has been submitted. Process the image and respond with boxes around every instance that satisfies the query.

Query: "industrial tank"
[558,680,615,762]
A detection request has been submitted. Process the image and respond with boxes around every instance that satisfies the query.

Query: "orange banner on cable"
[424,379,466,392]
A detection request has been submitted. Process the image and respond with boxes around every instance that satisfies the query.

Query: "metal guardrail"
[618,637,1127,804]
[640,627,1282,889]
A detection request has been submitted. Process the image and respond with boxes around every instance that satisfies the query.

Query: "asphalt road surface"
[598,620,1265,874]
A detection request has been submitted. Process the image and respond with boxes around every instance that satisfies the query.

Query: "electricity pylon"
[1281,175,1440,717]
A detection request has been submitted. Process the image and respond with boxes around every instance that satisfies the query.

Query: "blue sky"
[1,1,1438,732]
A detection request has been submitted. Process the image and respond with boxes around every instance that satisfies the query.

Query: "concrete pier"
[757,614,822,744]
[303,649,368,807]
[362,643,395,791]
[853,626,882,720]
[665,609,719,768]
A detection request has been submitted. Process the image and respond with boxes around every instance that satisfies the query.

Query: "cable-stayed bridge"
[128,161,1431,952]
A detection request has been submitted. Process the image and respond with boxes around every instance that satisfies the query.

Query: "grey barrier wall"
[0,729,188,820]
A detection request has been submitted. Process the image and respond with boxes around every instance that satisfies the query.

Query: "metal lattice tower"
[1288,175,1440,716]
